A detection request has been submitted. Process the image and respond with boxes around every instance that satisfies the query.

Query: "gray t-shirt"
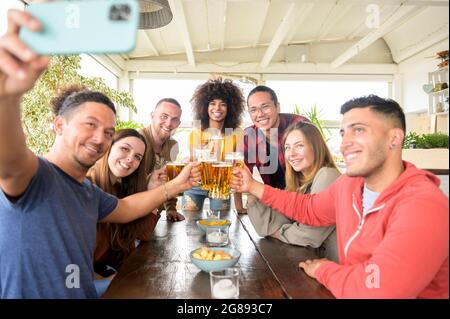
[362,184,380,214]
[0,157,118,298]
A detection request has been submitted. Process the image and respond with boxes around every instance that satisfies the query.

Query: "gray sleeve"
[1,157,48,208]
[246,199,291,237]
[310,167,341,194]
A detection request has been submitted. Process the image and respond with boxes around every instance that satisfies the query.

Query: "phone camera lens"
[110,4,131,21]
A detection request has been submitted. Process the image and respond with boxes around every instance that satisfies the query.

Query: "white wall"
[0,0,24,36]
[398,39,449,113]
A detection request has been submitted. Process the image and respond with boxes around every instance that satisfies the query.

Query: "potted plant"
[402,132,449,171]
[292,104,331,142]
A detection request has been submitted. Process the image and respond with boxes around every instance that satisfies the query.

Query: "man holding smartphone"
[0,10,200,298]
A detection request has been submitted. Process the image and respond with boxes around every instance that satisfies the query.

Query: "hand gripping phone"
[19,0,139,55]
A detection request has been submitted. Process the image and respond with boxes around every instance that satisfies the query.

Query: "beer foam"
[212,162,233,168]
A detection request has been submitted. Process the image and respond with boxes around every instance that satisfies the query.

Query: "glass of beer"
[209,135,224,161]
[224,152,244,195]
[195,148,215,191]
[224,152,244,168]
[166,162,185,181]
[209,162,233,200]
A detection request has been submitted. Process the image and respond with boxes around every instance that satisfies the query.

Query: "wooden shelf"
[429,88,449,96]
[428,66,449,121]
[431,65,449,74]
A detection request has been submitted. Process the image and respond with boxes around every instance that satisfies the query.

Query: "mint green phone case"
[19,0,139,55]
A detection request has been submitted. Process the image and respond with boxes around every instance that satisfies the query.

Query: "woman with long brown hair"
[87,128,165,295]
[246,121,341,262]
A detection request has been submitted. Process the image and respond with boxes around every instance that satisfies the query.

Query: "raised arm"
[231,165,336,227]
[231,165,267,200]
[102,162,201,223]
[0,10,50,197]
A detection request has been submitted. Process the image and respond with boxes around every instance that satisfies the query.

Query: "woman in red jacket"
[231,95,448,298]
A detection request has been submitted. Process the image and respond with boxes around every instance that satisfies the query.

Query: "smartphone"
[19,0,139,55]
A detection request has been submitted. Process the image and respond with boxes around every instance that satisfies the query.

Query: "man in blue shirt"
[0,10,200,298]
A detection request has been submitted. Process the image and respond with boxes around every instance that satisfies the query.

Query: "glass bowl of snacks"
[196,218,231,233]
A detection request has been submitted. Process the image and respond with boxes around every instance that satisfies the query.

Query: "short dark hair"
[155,98,181,109]
[247,85,279,106]
[340,95,406,133]
[50,85,116,118]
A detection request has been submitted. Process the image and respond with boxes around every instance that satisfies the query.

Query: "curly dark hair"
[191,77,245,132]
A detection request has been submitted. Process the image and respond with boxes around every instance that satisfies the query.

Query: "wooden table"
[102,209,334,299]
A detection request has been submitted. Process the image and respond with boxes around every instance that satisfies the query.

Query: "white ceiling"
[25,0,450,77]
[125,0,449,77]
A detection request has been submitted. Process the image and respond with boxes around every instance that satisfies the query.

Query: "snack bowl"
[190,246,240,272]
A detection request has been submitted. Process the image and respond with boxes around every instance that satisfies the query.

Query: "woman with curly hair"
[183,77,245,213]
[87,128,166,296]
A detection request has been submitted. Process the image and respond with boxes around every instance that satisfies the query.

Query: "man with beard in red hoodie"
[231,95,448,298]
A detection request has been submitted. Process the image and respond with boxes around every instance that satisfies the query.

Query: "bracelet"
[163,183,169,202]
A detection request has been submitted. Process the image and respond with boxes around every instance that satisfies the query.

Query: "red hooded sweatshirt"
[261,161,448,298]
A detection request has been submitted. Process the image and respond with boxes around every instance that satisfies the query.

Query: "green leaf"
[115,120,144,131]
[292,103,331,142]
[22,55,136,155]
[403,131,449,149]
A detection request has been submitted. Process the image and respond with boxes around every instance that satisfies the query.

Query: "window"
[132,78,205,126]
[132,77,255,126]
[132,77,255,159]
[266,80,390,121]
[79,54,118,90]
[265,79,390,154]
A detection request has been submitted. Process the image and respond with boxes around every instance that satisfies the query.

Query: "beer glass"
[209,162,233,200]
[224,152,244,168]
[224,152,244,195]
[209,135,224,161]
[166,162,185,181]
[195,148,216,191]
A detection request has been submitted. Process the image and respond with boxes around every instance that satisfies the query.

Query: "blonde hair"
[283,122,337,193]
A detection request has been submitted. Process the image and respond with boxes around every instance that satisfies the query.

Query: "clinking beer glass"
[208,162,233,200]
[224,152,244,168]
[224,152,244,195]
[166,162,185,181]
[195,148,216,191]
